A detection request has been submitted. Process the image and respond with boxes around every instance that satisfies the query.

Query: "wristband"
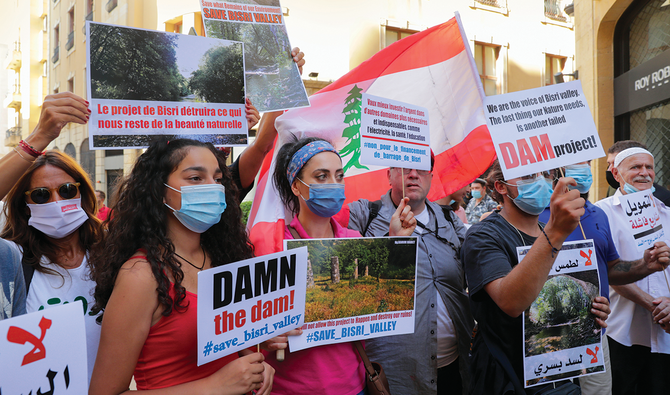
[19,140,45,158]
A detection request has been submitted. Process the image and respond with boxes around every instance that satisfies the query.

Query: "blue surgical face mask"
[623,182,655,195]
[565,164,593,194]
[297,178,346,218]
[449,199,456,205]
[164,183,227,233]
[471,190,482,199]
[507,176,553,216]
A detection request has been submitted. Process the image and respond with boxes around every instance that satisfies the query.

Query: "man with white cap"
[596,147,670,395]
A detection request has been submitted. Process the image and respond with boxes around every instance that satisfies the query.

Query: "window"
[86,0,94,20]
[385,27,417,47]
[545,55,566,85]
[66,8,75,51]
[474,43,500,96]
[53,25,60,63]
[545,0,569,23]
[67,77,74,93]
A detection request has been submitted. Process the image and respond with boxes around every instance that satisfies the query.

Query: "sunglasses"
[25,182,81,204]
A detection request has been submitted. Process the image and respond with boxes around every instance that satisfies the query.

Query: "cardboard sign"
[197,248,308,365]
[485,80,605,179]
[0,302,87,394]
[200,0,310,112]
[618,190,665,251]
[284,237,417,351]
[87,22,248,149]
[359,93,431,171]
[519,240,605,387]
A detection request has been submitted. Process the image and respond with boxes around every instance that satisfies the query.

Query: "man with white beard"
[596,147,670,394]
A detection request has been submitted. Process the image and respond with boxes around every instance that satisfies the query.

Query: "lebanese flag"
[248,14,495,256]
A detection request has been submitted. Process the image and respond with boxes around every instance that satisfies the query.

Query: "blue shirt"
[539,200,619,299]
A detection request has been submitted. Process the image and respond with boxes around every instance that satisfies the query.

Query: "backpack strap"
[287,225,301,239]
[362,200,382,236]
[22,257,35,292]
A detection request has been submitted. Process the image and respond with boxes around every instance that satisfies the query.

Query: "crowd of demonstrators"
[465,178,497,224]
[596,147,670,394]
[348,154,474,395]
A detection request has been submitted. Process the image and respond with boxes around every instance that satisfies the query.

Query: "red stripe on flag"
[250,218,286,256]
[319,19,464,95]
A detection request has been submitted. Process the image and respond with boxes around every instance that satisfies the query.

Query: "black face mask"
[606,170,619,189]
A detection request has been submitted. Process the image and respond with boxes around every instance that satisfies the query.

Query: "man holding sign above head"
[461,160,612,394]
[595,147,670,395]
[348,152,474,395]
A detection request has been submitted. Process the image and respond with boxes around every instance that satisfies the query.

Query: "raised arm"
[484,178,584,317]
[0,92,89,199]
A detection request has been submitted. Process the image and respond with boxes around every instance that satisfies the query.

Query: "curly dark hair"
[486,159,505,204]
[1,151,102,277]
[273,136,333,215]
[90,139,253,321]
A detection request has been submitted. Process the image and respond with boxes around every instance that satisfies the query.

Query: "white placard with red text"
[0,302,87,394]
[197,248,308,366]
[485,80,605,179]
[618,190,666,251]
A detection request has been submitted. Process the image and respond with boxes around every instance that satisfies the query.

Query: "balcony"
[5,127,22,148]
[4,92,21,110]
[545,0,568,22]
[106,0,117,13]
[6,50,21,70]
[52,45,60,63]
[66,31,74,51]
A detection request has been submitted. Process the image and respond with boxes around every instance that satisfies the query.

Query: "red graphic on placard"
[586,346,599,363]
[7,316,52,365]
[580,249,593,266]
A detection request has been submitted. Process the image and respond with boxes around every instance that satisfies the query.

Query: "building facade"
[574,0,670,200]
[5,0,577,203]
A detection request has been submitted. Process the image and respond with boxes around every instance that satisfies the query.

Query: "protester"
[539,161,670,395]
[88,139,271,393]
[348,154,473,395]
[605,140,670,205]
[435,184,469,225]
[253,136,383,395]
[462,160,611,394]
[595,147,670,394]
[95,190,111,221]
[0,93,103,383]
[465,178,497,224]
[0,237,26,320]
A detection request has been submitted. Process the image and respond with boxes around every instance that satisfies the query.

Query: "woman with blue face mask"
[259,137,367,395]
[89,139,274,394]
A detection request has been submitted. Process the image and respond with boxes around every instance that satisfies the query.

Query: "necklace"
[499,212,527,247]
[175,246,206,271]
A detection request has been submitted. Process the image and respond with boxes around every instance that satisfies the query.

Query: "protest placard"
[0,302,87,394]
[617,190,665,252]
[484,80,605,179]
[359,93,431,171]
[284,237,417,352]
[86,22,248,149]
[519,240,605,387]
[200,0,310,112]
[197,248,308,366]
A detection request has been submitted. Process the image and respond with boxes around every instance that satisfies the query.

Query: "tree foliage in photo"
[89,24,186,101]
[188,44,245,104]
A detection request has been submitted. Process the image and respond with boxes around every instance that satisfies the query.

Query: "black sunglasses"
[25,182,81,204]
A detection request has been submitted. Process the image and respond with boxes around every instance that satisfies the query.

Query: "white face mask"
[27,198,89,239]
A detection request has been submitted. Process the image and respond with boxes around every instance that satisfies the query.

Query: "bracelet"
[18,140,45,158]
[540,227,560,258]
[13,146,35,163]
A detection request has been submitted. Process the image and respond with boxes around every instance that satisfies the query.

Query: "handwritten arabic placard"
[619,190,665,252]
[518,240,605,387]
[0,301,87,394]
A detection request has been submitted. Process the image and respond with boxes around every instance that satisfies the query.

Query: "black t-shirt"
[461,211,537,394]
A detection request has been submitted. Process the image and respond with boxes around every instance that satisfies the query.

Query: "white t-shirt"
[9,242,101,384]
[414,207,459,367]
